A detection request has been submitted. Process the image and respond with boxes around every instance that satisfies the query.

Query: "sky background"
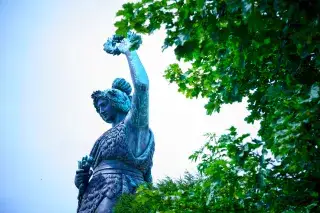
[0,1,259,212]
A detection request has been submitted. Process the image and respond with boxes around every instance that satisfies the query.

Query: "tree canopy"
[114,0,320,212]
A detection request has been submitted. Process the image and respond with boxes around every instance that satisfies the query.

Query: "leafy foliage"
[115,129,319,212]
[114,0,320,211]
[115,173,208,213]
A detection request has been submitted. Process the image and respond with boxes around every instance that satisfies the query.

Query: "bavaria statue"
[74,32,155,213]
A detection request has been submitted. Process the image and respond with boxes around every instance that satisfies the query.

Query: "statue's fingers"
[76,173,89,178]
[76,177,87,184]
[76,179,87,188]
[77,174,87,180]
[76,173,90,179]
[76,169,85,174]
[79,184,85,192]
[77,179,87,185]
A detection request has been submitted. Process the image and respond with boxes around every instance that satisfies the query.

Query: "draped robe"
[78,121,154,213]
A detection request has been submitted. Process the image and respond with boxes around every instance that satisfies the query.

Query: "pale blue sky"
[0,1,259,212]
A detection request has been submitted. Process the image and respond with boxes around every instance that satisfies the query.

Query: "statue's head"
[91,78,132,123]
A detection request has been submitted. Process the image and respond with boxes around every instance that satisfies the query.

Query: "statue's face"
[96,98,116,123]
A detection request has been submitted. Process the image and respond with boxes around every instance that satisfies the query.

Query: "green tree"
[115,173,209,213]
[115,129,318,212]
[114,0,320,212]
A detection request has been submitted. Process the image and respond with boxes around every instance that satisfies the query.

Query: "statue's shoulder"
[98,122,126,140]
[90,122,126,149]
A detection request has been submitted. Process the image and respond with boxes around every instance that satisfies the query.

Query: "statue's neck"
[112,113,127,127]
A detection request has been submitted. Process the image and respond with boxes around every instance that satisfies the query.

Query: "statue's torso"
[78,121,154,213]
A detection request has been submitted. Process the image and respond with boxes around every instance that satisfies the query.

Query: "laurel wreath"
[103,32,142,55]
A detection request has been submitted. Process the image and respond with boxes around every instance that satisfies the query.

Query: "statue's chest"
[95,123,129,162]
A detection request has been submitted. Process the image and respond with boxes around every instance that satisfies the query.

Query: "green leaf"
[264,38,271,45]
[196,0,205,10]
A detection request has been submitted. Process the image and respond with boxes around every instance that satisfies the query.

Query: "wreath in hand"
[103,32,142,55]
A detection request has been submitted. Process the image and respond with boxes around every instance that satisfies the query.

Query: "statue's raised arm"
[104,33,149,128]
[124,50,149,128]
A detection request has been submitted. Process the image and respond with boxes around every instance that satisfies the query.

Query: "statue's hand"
[117,38,131,54]
[103,35,123,56]
[103,32,142,56]
[75,155,93,189]
[75,169,92,189]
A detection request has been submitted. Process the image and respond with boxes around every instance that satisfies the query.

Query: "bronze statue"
[75,33,154,213]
